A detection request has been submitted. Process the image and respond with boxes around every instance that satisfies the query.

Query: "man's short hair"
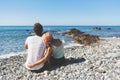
[34,23,43,36]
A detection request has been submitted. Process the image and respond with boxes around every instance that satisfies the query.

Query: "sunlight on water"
[0,26,120,56]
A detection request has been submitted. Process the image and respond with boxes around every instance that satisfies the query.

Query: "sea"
[0,26,120,57]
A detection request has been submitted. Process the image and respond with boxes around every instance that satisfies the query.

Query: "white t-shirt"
[25,35,46,70]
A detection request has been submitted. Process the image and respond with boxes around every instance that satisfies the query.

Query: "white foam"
[64,43,83,48]
[0,42,83,59]
[0,52,25,59]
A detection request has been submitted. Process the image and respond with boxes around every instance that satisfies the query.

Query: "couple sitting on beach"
[24,23,65,73]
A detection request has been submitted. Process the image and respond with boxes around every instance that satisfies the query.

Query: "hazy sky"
[0,0,120,25]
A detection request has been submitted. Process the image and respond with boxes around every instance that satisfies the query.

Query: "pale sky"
[0,0,120,26]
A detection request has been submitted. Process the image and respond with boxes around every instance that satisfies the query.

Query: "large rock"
[64,28,100,45]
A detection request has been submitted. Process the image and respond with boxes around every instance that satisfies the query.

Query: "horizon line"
[0,24,120,26]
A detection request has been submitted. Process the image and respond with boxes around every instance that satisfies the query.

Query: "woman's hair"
[51,39,62,46]
[33,23,43,36]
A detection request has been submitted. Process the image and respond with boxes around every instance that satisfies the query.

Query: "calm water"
[0,26,120,55]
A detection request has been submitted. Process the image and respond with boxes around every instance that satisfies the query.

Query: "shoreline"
[0,37,119,59]
[0,52,25,59]
[0,37,120,79]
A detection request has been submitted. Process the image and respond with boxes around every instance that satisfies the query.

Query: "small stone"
[43,70,50,76]
[115,60,120,67]
[96,67,107,73]
[96,61,103,66]
[0,76,7,80]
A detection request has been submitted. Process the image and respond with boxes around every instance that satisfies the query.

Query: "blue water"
[0,26,120,55]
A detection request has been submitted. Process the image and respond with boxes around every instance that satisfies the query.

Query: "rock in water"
[64,28,100,45]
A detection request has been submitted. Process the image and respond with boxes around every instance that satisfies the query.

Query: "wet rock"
[90,27,111,30]
[93,27,101,30]
[63,28,100,45]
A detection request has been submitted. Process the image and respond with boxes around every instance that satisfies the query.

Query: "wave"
[0,51,25,59]
[64,42,84,48]
[0,42,83,59]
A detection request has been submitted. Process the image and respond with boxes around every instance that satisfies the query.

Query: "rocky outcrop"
[64,28,100,45]
[90,27,111,30]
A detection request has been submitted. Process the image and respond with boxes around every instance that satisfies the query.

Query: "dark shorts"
[30,57,65,73]
[49,56,65,66]
[30,62,49,73]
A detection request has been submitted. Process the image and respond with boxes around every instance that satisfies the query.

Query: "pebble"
[0,38,120,80]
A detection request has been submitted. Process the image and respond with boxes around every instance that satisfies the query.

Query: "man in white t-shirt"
[24,23,53,72]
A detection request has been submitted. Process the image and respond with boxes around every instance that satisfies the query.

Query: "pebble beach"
[0,37,120,80]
